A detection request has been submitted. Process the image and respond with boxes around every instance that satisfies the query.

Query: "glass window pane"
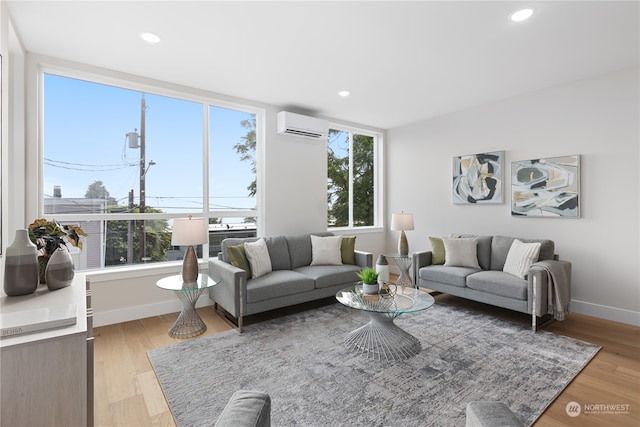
[209,106,257,212]
[208,218,257,257]
[43,74,203,215]
[352,134,374,226]
[327,130,350,227]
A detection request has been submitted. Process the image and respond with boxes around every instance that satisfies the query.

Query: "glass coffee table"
[156,274,219,339]
[336,284,435,361]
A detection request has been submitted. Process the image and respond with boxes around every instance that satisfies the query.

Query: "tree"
[85,180,118,206]
[327,131,374,227]
[104,206,171,265]
[234,115,257,197]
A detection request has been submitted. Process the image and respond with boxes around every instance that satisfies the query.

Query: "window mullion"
[348,132,354,227]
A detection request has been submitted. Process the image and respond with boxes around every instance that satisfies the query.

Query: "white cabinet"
[1,274,93,426]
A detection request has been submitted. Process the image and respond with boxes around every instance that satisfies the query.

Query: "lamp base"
[398,231,409,256]
[181,246,199,283]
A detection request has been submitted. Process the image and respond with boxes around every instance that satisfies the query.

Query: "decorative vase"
[375,254,389,286]
[44,247,75,291]
[3,229,40,296]
[362,282,379,295]
[38,256,49,284]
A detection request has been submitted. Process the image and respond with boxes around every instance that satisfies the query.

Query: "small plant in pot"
[357,267,380,295]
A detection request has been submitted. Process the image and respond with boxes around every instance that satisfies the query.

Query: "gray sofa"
[413,235,571,330]
[215,390,271,427]
[208,232,372,331]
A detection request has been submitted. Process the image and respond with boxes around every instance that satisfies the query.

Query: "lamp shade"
[171,217,208,246]
[390,212,414,231]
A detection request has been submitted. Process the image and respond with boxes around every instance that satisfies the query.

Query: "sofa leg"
[238,316,244,333]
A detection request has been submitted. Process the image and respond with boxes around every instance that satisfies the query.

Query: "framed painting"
[452,151,504,204]
[511,155,580,218]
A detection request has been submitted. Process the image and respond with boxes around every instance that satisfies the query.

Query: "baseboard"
[571,299,640,326]
[93,294,213,327]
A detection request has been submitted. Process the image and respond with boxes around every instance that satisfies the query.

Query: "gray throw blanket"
[531,260,571,321]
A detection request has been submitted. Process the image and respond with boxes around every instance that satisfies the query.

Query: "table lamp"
[171,216,208,283]
[391,212,414,256]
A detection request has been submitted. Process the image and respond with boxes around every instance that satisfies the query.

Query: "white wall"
[386,67,640,325]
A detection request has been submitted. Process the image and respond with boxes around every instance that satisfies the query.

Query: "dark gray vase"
[3,229,39,296]
[45,247,75,290]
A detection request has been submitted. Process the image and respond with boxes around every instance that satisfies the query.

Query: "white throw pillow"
[244,238,272,279]
[443,237,481,269]
[310,235,343,266]
[503,239,541,279]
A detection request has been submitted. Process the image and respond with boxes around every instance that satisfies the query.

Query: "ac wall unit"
[277,111,329,139]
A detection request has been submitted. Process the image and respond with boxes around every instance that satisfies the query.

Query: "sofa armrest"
[208,258,246,319]
[215,390,271,427]
[412,251,433,284]
[354,250,373,269]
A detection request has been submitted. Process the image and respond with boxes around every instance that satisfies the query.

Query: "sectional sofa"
[208,232,372,331]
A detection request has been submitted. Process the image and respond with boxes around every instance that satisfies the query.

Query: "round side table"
[156,274,219,339]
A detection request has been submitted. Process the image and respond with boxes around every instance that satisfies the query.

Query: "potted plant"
[357,267,380,295]
[28,218,87,285]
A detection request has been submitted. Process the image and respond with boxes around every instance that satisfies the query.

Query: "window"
[327,128,377,228]
[42,73,258,270]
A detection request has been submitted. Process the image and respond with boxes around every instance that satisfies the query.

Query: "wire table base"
[344,311,422,361]
[169,288,207,339]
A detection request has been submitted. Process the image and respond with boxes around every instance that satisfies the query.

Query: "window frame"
[31,62,264,271]
[327,123,384,231]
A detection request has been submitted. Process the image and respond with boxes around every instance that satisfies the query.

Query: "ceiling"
[5,1,639,129]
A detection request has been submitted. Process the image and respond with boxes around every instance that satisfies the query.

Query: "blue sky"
[43,74,255,215]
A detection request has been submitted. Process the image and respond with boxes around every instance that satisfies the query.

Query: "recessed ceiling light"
[338,90,351,97]
[510,8,534,22]
[140,32,161,44]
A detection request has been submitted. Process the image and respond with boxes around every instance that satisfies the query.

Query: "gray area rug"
[148,302,600,426]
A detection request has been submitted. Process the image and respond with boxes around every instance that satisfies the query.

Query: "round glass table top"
[336,284,435,315]
[155,274,218,291]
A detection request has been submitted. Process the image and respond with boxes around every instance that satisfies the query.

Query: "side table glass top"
[156,274,218,291]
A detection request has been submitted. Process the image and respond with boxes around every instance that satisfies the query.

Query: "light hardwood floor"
[94,295,639,427]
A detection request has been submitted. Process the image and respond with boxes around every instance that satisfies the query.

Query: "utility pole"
[139,95,147,263]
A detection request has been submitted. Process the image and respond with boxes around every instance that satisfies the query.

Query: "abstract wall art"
[452,151,504,204]
[511,155,580,218]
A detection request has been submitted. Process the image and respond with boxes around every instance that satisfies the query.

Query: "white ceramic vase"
[45,247,75,291]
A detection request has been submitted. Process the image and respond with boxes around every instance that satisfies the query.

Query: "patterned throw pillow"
[244,238,272,279]
[503,239,541,279]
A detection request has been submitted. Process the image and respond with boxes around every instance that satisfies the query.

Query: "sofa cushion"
[341,236,356,265]
[419,265,479,288]
[245,270,315,303]
[221,237,259,264]
[244,239,272,279]
[286,232,333,269]
[265,236,291,271]
[457,234,492,270]
[227,244,251,276]
[491,236,555,270]
[466,271,528,300]
[294,264,361,289]
[310,235,343,265]
[444,237,481,269]
[428,237,446,265]
[503,239,541,279]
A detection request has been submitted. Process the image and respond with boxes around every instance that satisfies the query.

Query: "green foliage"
[356,267,379,285]
[28,218,88,257]
[85,180,118,206]
[327,131,374,227]
[234,116,257,197]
